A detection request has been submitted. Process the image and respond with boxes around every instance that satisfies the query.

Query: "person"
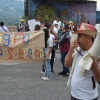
[65,23,100,100]
[53,24,58,34]
[35,18,41,25]
[41,21,50,73]
[49,23,58,73]
[53,17,61,30]
[0,22,9,32]
[42,28,53,80]
[58,24,70,77]
[17,19,25,32]
[34,24,40,31]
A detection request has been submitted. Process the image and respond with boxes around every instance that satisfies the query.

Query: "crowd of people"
[0,17,100,100]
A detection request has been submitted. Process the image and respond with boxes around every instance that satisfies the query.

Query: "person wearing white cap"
[65,23,100,100]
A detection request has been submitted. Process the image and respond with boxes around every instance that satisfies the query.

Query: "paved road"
[0,52,100,100]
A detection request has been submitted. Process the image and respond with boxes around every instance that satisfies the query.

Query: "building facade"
[28,0,96,25]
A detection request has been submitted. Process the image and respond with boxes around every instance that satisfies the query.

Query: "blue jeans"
[61,52,70,73]
[45,59,51,77]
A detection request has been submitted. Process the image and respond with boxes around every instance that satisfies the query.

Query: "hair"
[43,28,49,48]
[44,21,49,29]
[64,24,71,30]
[0,22,4,27]
[92,37,94,42]
[87,21,90,24]
[34,25,40,31]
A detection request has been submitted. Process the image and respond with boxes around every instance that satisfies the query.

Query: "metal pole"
[24,0,30,31]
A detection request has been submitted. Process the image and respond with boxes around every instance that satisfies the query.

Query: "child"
[42,28,53,80]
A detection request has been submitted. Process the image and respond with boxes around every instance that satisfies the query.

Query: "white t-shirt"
[50,33,55,40]
[0,26,9,32]
[45,37,53,59]
[71,49,100,100]
[49,33,55,45]
[53,20,61,30]
[53,26,58,34]
[36,21,40,25]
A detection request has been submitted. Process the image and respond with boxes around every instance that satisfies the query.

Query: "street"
[0,52,100,100]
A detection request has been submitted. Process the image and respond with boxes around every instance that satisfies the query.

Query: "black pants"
[71,95,98,100]
[50,46,56,72]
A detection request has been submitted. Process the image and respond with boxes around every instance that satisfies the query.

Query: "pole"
[24,0,30,31]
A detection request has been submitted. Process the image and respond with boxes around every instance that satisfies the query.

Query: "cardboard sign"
[0,30,45,63]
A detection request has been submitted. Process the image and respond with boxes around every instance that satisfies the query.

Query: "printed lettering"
[13,49,18,59]
[24,33,30,44]
[3,34,10,47]
[43,48,46,58]
[14,33,24,44]
[0,49,3,55]
[28,48,32,58]
[35,49,40,58]
[8,47,13,59]
[19,49,24,59]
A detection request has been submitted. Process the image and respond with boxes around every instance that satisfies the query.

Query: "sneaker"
[51,71,55,74]
[41,70,45,74]
[58,71,66,75]
[63,73,69,77]
[42,76,51,80]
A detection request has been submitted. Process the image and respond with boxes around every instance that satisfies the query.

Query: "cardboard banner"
[0,30,45,63]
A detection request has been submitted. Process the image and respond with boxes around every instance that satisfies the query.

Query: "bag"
[58,32,70,45]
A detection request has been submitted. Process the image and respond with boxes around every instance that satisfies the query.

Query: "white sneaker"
[42,76,51,80]
[41,70,45,74]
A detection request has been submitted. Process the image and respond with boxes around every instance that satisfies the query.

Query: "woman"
[42,28,53,80]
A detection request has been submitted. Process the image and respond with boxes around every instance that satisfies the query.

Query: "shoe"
[41,70,45,74]
[63,73,69,77]
[42,76,51,80]
[58,71,66,75]
[51,71,55,74]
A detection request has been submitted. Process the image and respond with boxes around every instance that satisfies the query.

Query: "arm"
[65,40,78,68]
[91,58,100,83]
[45,47,52,60]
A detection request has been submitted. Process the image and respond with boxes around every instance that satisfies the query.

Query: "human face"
[77,34,89,50]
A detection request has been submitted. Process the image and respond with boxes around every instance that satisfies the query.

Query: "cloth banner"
[0,30,45,64]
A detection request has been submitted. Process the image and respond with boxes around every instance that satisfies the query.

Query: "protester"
[34,24,40,31]
[0,22,9,32]
[41,21,50,73]
[65,23,100,100]
[42,28,53,80]
[58,24,70,77]
[49,23,58,73]
[35,18,41,25]
[53,24,58,34]
[17,19,25,32]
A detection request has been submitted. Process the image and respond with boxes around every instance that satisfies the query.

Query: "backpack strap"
[92,76,96,89]
[1,26,6,32]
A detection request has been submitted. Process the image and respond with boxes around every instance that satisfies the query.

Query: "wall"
[29,0,96,25]
[96,11,100,24]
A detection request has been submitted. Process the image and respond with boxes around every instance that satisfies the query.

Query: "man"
[0,22,9,32]
[58,24,70,77]
[35,18,40,25]
[17,19,25,32]
[65,23,100,100]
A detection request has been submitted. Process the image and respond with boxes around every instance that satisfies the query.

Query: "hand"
[70,40,78,52]
[44,56,49,60]
[91,56,98,70]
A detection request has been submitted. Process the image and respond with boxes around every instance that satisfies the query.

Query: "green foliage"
[35,4,56,22]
